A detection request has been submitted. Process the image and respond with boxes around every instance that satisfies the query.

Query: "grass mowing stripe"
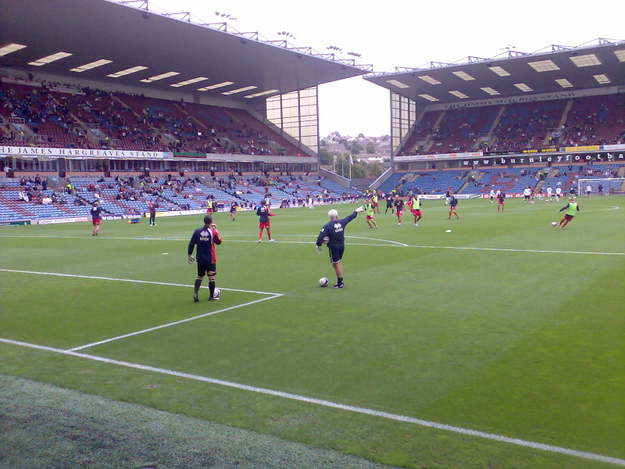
[0,336,624,468]
[2,235,624,256]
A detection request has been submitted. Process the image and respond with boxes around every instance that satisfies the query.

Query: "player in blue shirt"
[188,215,223,302]
[90,202,102,236]
[256,200,275,243]
[448,195,460,220]
[315,206,364,288]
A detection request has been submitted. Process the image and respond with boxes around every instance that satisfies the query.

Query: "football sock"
[337,277,343,285]
[209,281,216,298]
[194,278,202,297]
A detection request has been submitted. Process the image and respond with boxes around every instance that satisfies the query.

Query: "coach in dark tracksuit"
[315,206,364,288]
[188,215,222,302]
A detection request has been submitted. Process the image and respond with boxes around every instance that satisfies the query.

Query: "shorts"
[411,209,421,217]
[366,215,373,220]
[372,202,378,208]
[497,200,504,205]
[206,208,213,213]
[449,205,457,210]
[197,261,217,277]
[396,210,403,217]
[328,245,344,263]
[92,218,101,226]
[259,221,271,229]
[524,195,530,200]
[564,214,574,221]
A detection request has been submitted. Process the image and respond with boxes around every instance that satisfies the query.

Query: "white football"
[319,277,329,287]
[551,221,558,226]
[213,287,221,298]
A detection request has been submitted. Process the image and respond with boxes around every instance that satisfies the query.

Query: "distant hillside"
[320,131,391,157]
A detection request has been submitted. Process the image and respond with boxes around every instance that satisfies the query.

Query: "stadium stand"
[378,162,625,196]
[397,94,625,156]
[0,80,303,156]
[0,173,361,222]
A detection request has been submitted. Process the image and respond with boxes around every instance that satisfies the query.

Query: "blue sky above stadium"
[149,0,623,136]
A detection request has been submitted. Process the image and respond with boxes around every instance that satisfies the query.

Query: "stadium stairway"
[174,103,209,131]
[478,105,506,150]
[49,93,99,148]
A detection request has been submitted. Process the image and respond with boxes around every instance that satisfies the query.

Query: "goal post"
[577,178,625,196]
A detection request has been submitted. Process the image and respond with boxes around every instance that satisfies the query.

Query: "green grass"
[1,197,624,468]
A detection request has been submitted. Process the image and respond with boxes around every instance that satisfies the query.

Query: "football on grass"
[213,287,221,298]
[551,221,558,226]
[319,277,329,287]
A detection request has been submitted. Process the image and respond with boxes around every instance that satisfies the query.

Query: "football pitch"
[1,197,624,469]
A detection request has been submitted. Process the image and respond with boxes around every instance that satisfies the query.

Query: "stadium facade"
[0,0,369,175]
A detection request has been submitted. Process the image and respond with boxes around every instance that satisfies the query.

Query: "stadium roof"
[365,39,625,104]
[0,0,369,101]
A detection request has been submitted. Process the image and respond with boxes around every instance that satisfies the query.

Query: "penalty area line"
[67,294,281,352]
[0,337,624,467]
[0,269,282,296]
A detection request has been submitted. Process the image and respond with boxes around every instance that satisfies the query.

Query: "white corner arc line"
[0,337,623,467]
[346,235,408,247]
[0,269,282,296]
[67,294,281,352]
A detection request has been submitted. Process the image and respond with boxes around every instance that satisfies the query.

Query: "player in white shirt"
[523,186,532,202]
[546,186,553,201]
[555,186,562,201]
[585,184,592,197]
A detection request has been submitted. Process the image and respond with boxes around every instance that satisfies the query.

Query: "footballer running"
[448,194,460,220]
[557,197,580,229]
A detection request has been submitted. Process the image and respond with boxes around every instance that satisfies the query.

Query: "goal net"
[577,178,625,196]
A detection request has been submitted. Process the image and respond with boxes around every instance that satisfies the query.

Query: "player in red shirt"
[394,196,404,225]
[496,191,506,213]
[256,200,275,242]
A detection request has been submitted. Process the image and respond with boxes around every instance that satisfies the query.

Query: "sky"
[148,0,624,136]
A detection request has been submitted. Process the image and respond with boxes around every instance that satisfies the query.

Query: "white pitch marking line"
[67,294,281,352]
[0,337,623,467]
[347,235,408,247]
[1,235,624,256]
[281,233,409,247]
[0,269,282,296]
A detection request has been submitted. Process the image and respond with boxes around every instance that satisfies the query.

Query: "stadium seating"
[0,80,303,155]
[379,162,625,196]
[397,94,625,156]
[378,170,467,194]
[0,173,360,222]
